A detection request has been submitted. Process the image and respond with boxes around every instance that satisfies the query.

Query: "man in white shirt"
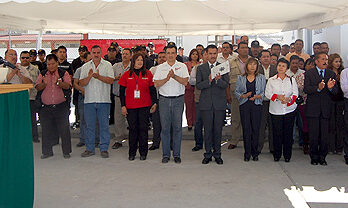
[79,45,114,158]
[217,42,237,63]
[4,49,32,84]
[154,44,189,164]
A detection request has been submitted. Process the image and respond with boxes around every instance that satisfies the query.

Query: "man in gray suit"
[196,45,229,165]
[257,50,277,153]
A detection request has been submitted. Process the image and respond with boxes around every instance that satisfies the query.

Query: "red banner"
[80,39,167,56]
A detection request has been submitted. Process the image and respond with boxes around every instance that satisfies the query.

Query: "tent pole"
[36,29,43,50]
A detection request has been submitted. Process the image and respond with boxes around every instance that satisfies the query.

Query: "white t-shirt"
[153,61,189,96]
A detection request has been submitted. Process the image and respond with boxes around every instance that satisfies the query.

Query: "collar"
[208,61,217,67]
[276,74,290,79]
[262,64,270,70]
[316,66,325,72]
[165,60,178,68]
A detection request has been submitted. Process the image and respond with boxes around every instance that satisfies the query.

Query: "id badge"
[134,90,140,99]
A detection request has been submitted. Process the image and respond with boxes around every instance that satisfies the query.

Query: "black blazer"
[258,64,277,81]
[196,62,229,111]
[304,67,338,118]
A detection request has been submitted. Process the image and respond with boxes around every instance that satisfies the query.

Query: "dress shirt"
[340,68,348,98]
[265,74,298,115]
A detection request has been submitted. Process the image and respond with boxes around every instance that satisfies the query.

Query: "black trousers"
[40,103,72,155]
[307,115,329,161]
[127,107,150,157]
[239,101,262,159]
[328,101,345,152]
[271,111,296,160]
[29,100,39,141]
[151,104,161,146]
[201,109,224,159]
[342,98,348,159]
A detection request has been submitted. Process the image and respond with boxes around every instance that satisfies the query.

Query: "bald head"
[5,49,17,65]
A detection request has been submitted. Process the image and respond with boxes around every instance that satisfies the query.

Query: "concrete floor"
[32,136,348,208]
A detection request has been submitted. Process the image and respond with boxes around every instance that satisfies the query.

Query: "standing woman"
[184,49,200,130]
[265,58,298,162]
[119,53,158,161]
[235,58,266,161]
[328,53,345,154]
[296,58,315,154]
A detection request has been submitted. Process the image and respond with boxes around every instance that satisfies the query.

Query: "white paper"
[0,67,9,84]
[211,61,230,79]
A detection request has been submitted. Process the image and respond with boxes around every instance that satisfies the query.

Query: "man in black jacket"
[304,52,338,166]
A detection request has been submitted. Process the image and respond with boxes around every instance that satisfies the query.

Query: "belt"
[42,102,65,108]
[159,94,184,99]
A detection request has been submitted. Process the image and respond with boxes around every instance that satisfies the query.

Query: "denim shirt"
[234,74,266,105]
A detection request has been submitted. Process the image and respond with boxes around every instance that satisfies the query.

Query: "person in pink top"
[35,54,72,159]
[184,49,200,130]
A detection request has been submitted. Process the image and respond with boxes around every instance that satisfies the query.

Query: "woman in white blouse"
[265,58,298,162]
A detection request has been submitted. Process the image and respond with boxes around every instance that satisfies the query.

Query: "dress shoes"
[174,157,181,164]
[345,156,348,165]
[162,157,170,163]
[140,155,147,161]
[81,150,95,157]
[311,159,318,165]
[76,142,85,147]
[63,154,70,159]
[129,156,135,161]
[252,156,259,161]
[284,158,290,163]
[149,145,159,151]
[202,158,212,164]
[215,158,223,165]
[192,146,202,151]
[274,158,280,162]
[40,153,53,159]
[244,157,250,162]
[112,142,122,149]
[319,159,327,166]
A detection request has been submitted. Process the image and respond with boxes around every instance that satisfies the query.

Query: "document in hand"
[0,67,8,83]
[211,61,230,79]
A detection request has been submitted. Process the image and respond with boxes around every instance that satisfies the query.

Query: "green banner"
[0,90,34,208]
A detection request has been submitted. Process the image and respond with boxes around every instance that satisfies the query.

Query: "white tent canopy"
[1,0,348,35]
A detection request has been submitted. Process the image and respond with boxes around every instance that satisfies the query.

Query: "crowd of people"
[1,36,348,166]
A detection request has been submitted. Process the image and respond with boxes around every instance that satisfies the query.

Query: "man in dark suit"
[196,45,229,165]
[257,50,277,154]
[304,52,338,166]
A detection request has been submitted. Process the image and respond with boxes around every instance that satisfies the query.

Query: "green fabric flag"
[0,90,34,208]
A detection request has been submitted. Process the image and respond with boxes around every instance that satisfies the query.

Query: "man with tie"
[304,52,338,166]
[196,45,229,165]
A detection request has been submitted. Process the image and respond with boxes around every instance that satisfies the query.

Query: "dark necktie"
[210,64,214,69]
[320,70,323,78]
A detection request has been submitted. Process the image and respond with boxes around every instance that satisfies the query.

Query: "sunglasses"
[21,57,30,59]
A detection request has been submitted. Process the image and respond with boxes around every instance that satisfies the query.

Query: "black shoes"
[252,156,259,161]
[215,158,223,165]
[188,127,193,131]
[40,153,53,159]
[311,159,318,165]
[140,155,147,161]
[192,146,202,152]
[244,157,250,162]
[284,158,290,163]
[345,157,348,165]
[319,159,327,166]
[81,150,95,157]
[274,158,280,162]
[162,157,170,163]
[202,158,212,164]
[63,154,70,159]
[174,157,181,163]
[129,156,135,161]
[149,145,159,151]
[112,142,122,149]
[33,139,40,143]
[101,151,109,158]
[76,142,85,147]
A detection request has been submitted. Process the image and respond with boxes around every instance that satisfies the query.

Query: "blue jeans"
[84,103,110,152]
[194,102,203,148]
[159,95,184,158]
[78,95,100,144]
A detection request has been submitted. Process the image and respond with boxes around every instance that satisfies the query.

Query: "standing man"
[217,42,237,63]
[196,45,229,165]
[250,40,260,58]
[148,42,158,65]
[19,51,40,143]
[257,50,277,153]
[111,48,133,149]
[149,51,167,150]
[281,44,290,57]
[29,49,44,72]
[4,49,32,84]
[340,67,348,165]
[271,44,283,59]
[105,46,119,66]
[79,45,115,158]
[285,39,310,62]
[35,54,72,159]
[304,52,338,165]
[227,42,250,149]
[37,49,47,71]
[154,44,189,164]
[312,42,321,58]
[320,42,330,55]
[178,47,189,63]
[57,46,74,76]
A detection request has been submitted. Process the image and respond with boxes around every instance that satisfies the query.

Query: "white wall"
[182,36,207,56]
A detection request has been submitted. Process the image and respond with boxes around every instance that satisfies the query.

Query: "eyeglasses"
[21,57,30,59]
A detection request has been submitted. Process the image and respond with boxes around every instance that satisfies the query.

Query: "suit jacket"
[304,67,338,118]
[196,62,229,111]
[258,64,277,81]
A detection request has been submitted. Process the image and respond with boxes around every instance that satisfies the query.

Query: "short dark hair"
[290,43,295,46]
[313,42,321,47]
[165,44,177,53]
[314,52,327,60]
[20,51,29,57]
[196,44,204,49]
[304,58,315,69]
[277,58,290,69]
[321,42,328,46]
[122,48,132,54]
[222,42,230,46]
[290,55,300,63]
[238,41,248,49]
[57,45,67,52]
[158,51,166,55]
[91,45,101,50]
[82,51,90,59]
[271,43,281,50]
[258,50,271,59]
[51,49,58,54]
[46,54,58,62]
[298,58,304,63]
[282,44,290,49]
[295,39,304,44]
[201,48,207,56]
[206,44,218,51]
[271,53,279,59]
